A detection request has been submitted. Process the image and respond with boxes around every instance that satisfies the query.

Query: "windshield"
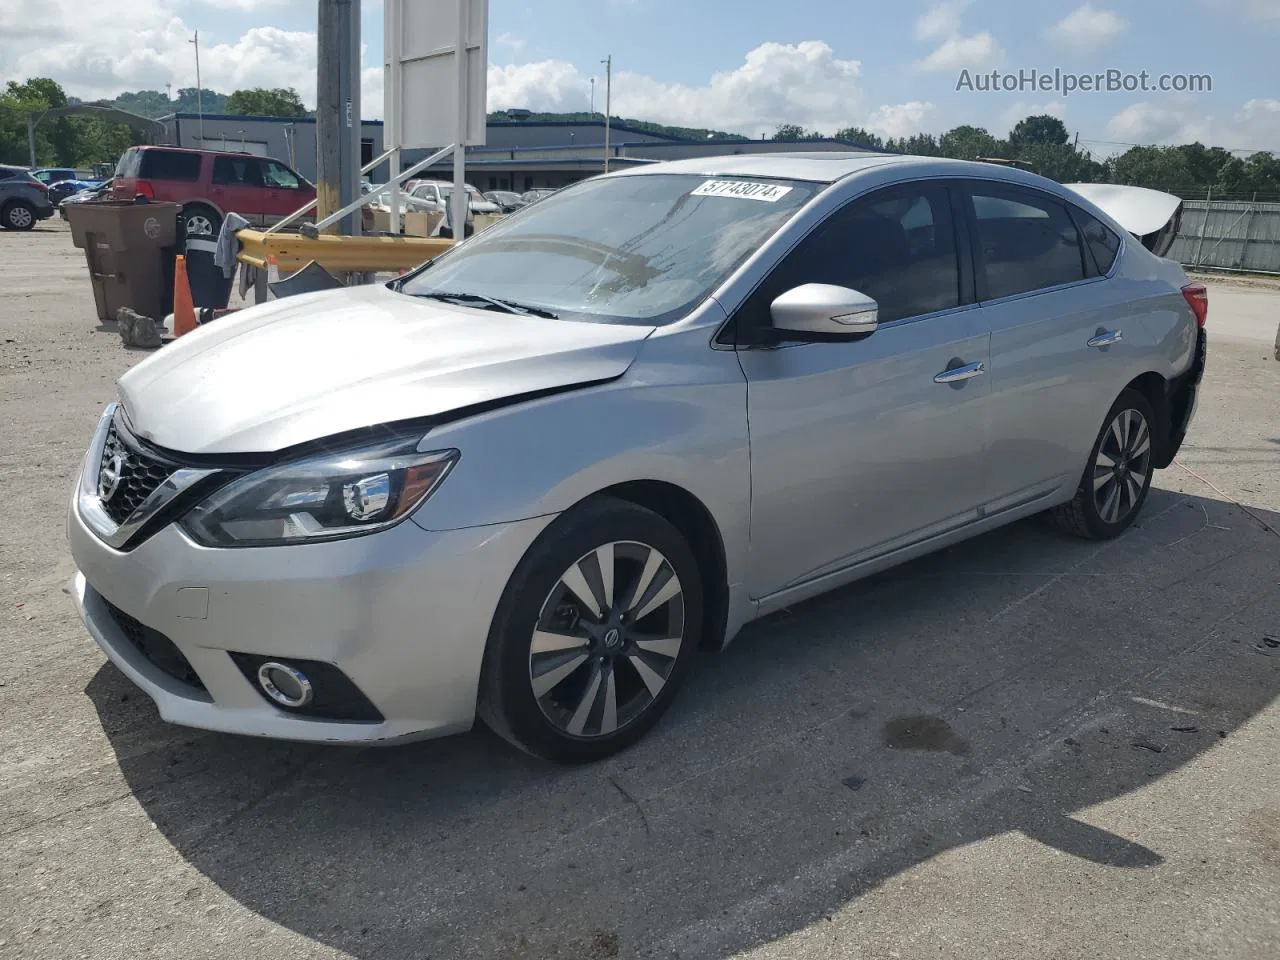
[401,174,817,324]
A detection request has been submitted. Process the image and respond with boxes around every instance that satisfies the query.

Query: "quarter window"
[969,186,1086,299]
[1071,207,1122,275]
[137,150,202,182]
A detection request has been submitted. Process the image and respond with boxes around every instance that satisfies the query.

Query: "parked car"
[483,190,526,214]
[59,179,113,219]
[48,178,104,207]
[30,167,83,186]
[110,146,316,237]
[521,187,558,204]
[0,164,55,230]
[67,154,1204,763]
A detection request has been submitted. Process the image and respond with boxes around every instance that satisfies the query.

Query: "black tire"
[1048,388,1156,540]
[478,497,703,763]
[180,204,221,238]
[2,200,37,231]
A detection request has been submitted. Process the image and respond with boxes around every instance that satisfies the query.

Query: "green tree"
[772,123,808,141]
[1008,114,1070,148]
[225,87,307,117]
[833,126,884,149]
[112,89,176,119]
[174,87,228,115]
[938,124,1003,160]
[1105,146,1197,191]
[885,133,940,155]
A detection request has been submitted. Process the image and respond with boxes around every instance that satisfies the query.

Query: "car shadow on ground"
[87,488,1280,959]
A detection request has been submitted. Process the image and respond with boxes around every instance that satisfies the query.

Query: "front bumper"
[68,486,554,744]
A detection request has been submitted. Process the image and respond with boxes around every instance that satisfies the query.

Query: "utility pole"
[452,0,468,239]
[316,0,362,235]
[601,55,612,174]
[589,77,595,115]
[190,30,204,144]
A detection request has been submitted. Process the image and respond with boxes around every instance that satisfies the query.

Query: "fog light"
[257,661,313,708]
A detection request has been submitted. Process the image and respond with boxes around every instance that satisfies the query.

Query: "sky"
[1,0,1278,156]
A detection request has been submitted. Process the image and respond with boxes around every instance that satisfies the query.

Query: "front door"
[736,182,993,600]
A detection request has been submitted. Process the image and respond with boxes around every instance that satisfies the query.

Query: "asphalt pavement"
[2,220,1278,960]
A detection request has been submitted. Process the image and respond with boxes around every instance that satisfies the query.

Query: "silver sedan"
[68,153,1206,762]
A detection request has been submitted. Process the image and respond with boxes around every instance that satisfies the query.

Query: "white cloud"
[914,0,972,41]
[1048,4,1128,52]
[1000,100,1066,132]
[1107,98,1280,152]
[495,32,524,51]
[865,101,938,139]
[916,32,1000,71]
[489,41,867,138]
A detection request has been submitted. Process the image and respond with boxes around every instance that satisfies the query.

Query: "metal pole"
[345,0,361,236]
[589,77,595,115]
[316,1,343,234]
[385,0,402,235]
[601,55,611,174]
[27,114,37,168]
[452,0,468,238]
[190,30,204,144]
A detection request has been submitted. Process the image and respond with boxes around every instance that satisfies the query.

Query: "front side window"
[736,182,961,330]
[401,174,818,325]
[262,160,300,189]
[969,185,1086,299]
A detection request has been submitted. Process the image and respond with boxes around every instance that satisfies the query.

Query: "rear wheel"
[1048,389,1156,540]
[2,200,36,231]
[479,498,702,763]
[181,204,221,238]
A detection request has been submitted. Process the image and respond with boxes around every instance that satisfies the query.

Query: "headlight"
[180,438,457,547]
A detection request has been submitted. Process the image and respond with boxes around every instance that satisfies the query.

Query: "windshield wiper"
[413,291,559,319]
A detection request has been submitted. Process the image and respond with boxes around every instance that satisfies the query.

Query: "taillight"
[134,180,156,199]
[1182,283,1208,327]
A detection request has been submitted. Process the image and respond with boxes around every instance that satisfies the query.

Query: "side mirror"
[769,284,879,341]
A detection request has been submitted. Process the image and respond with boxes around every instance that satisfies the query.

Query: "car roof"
[609,152,1074,187]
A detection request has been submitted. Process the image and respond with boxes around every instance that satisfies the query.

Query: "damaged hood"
[119,284,653,454]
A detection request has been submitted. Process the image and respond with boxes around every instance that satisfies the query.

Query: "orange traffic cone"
[172,255,197,337]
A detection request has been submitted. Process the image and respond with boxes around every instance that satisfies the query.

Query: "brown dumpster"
[65,201,181,323]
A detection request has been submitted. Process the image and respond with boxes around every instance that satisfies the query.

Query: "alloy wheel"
[1092,408,1152,524]
[184,214,215,236]
[9,206,33,228]
[528,541,685,738]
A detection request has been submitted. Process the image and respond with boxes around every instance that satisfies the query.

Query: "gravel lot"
[2,219,1278,960]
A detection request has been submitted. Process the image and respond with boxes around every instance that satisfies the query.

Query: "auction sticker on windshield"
[690,180,793,202]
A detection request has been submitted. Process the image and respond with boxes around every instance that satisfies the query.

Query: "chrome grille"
[98,421,175,524]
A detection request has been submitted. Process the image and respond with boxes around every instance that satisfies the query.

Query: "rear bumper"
[1157,327,1207,468]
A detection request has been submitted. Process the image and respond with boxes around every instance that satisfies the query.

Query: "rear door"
[738,181,993,600]
[963,180,1135,511]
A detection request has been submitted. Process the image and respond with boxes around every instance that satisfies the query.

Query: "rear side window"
[1070,207,1122,276]
[212,155,264,186]
[138,150,202,182]
[0,165,23,180]
[969,186,1086,300]
[114,149,140,177]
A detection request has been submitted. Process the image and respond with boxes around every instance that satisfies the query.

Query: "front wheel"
[479,498,703,763]
[1048,388,1156,540]
[180,204,221,238]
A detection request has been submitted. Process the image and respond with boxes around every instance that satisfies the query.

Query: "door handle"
[934,361,986,384]
[1087,330,1124,348]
